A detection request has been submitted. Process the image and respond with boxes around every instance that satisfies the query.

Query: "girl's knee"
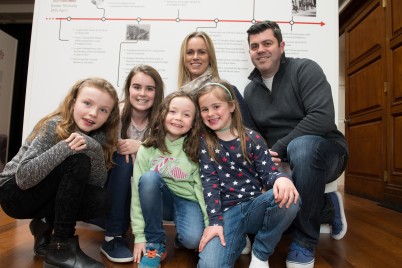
[180,236,200,250]
[289,198,301,215]
[179,231,202,249]
[67,153,91,171]
[138,171,162,190]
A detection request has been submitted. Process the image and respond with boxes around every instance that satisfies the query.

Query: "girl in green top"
[130,91,208,268]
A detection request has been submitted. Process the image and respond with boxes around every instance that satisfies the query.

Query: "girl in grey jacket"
[0,77,120,268]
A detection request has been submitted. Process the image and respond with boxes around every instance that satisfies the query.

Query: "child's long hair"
[142,91,201,163]
[196,79,250,163]
[120,65,165,140]
[27,77,120,169]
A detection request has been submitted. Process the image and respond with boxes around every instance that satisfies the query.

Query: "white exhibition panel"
[0,29,18,162]
[25,0,338,139]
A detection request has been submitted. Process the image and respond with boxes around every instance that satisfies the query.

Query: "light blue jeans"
[138,171,204,249]
[197,189,300,268]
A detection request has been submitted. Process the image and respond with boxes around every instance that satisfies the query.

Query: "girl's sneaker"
[139,243,167,268]
[241,235,252,254]
[100,237,133,263]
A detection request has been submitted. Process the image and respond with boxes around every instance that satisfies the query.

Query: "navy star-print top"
[199,130,291,226]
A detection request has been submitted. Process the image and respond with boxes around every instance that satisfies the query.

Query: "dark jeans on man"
[286,135,348,250]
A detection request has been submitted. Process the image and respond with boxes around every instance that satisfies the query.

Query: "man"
[244,20,348,268]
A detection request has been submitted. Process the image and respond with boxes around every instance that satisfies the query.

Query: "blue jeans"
[287,135,348,250]
[138,171,204,249]
[104,152,132,236]
[197,189,300,268]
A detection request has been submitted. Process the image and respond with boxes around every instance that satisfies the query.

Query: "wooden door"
[344,0,386,201]
[383,0,402,210]
[343,0,402,211]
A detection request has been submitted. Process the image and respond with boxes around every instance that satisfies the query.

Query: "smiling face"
[184,37,210,80]
[73,86,115,134]
[198,89,235,132]
[129,72,156,114]
[164,96,196,141]
[249,28,285,78]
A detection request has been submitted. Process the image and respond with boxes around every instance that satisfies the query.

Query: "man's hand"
[269,149,281,166]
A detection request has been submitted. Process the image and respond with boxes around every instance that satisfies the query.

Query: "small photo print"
[291,0,317,17]
[126,24,151,41]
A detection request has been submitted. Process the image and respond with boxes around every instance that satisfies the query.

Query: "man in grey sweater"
[244,21,348,268]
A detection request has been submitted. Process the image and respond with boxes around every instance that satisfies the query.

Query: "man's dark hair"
[247,20,283,45]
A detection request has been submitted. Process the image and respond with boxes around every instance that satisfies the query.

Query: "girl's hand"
[198,225,226,252]
[117,139,142,163]
[133,242,146,263]
[269,149,281,166]
[66,133,86,152]
[273,177,299,208]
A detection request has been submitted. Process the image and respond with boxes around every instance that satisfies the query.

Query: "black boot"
[43,236,104,268]
[29,219,53,257]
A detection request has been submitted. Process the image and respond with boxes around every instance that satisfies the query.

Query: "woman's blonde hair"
[27,77,120,169]
[178,31,220,87]
[196,79,249,163]
[142,91,201,163]
[120,65,165,140]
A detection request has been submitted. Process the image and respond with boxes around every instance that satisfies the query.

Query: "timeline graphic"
[48,2,326,42]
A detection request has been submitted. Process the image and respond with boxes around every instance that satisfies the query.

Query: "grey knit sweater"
[244,57,348,160]
[0,116,107,189]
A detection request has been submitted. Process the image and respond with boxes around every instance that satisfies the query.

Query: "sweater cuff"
[271,141,287,160]
[133,233,146,244]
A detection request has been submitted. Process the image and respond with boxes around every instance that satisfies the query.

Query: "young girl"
[0,77,120,268]
[131,91,208,268]
[196,80,300,268]
[100,65,164,263]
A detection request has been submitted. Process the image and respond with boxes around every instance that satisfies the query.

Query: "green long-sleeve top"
[130,136,208,243]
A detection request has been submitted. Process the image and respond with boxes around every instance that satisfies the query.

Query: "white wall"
[0,30,18,165]
[337,33,346,186]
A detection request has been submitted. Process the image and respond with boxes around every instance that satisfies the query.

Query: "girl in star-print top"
[195,79,301,268]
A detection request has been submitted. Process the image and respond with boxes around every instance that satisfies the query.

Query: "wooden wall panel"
[391,0,402,35]
[392,45,402,102]
[349,59,383,114]
[348,121,383,177]
[392,115,402,173]
[348,4,383,63]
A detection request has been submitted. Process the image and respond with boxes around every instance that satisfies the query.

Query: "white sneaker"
[241,235,252,255]
[249,251,269,268]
